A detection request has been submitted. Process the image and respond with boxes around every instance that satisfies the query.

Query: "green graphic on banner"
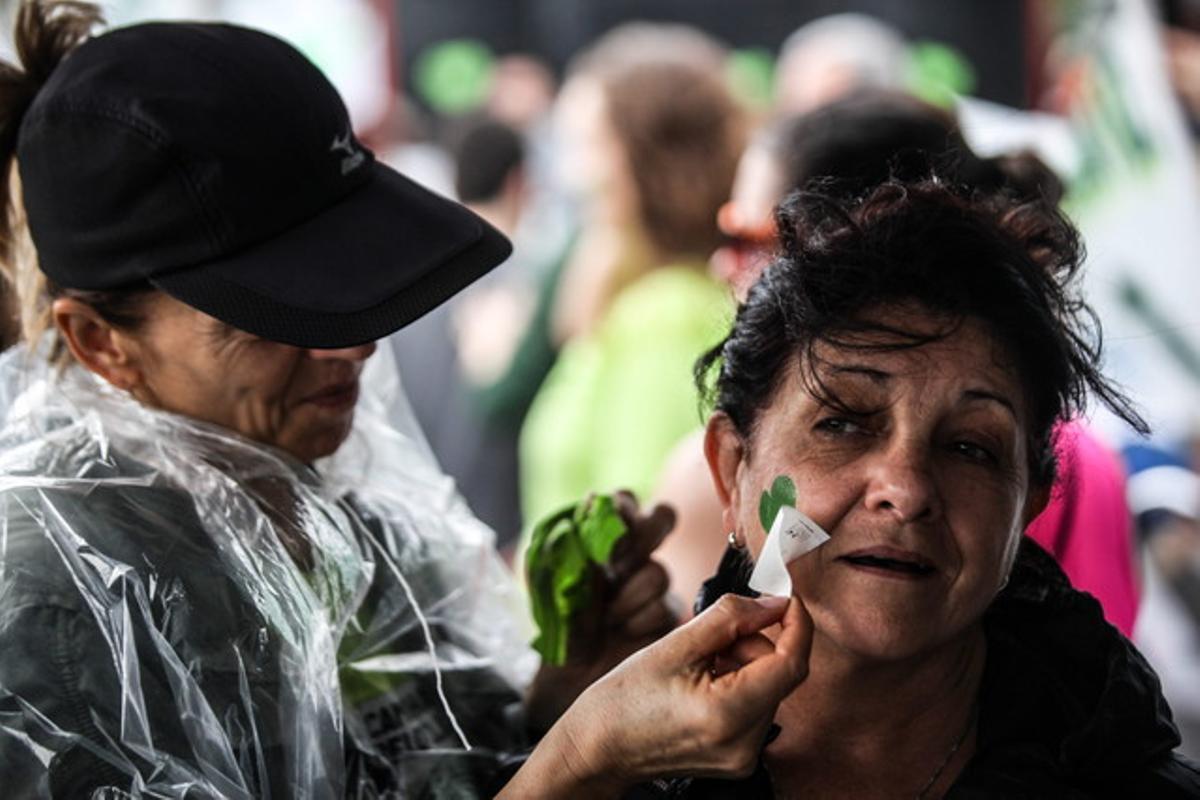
[415,39,494,114]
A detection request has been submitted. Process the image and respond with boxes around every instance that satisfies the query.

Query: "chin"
[288,419,355,463]
[812,604,948,663]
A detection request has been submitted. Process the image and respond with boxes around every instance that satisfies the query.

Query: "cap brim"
[151,162,511,348]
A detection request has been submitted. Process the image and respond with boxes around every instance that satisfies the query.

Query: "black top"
[636,539,1200,798]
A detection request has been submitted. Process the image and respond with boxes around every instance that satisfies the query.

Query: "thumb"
[610,490,676,577]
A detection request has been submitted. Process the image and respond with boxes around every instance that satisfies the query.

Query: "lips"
[838,546,937,579]
[302,381,359,410]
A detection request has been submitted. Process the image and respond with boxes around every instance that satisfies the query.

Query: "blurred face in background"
[711,140,786,299]
[553,74,637,223]
[487,54,556,131]
[776,46,867,115]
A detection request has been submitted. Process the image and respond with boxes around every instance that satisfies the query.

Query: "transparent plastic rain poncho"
[0,342,538,798]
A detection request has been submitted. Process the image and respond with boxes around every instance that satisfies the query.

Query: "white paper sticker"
[748,505,831,596]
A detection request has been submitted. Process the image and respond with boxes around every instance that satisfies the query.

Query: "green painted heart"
[758,475,796,533]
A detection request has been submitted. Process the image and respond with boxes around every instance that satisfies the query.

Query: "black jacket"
[641,539,1200,798]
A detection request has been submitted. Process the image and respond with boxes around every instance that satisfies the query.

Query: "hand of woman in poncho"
[503,593,812,798]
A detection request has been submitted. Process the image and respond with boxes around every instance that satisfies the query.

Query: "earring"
[727,530,745,550]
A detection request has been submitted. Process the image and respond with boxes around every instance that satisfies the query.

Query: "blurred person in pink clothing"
[1026,422,1139,636]
[657,91,1141,636]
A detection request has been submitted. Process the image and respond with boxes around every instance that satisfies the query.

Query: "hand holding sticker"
[749,476,830,596]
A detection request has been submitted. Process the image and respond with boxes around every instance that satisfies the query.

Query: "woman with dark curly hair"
[664,92,1142,640]
[504,177,1200,797]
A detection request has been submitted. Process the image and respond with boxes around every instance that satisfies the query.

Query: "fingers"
[606,560,669,621]
[620,596,676,640]
[722,632,776,670]
[718,597,812,706]
[772,595,814,677]
[605,561,675,639]
[614,488,638,517]
[616,507,677,565]
[667,594,790,663]
[610,490,677,577]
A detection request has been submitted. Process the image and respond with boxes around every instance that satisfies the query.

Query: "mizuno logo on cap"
[330,130,365,176]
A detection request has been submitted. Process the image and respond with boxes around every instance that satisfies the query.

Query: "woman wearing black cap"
[0,3,804,798]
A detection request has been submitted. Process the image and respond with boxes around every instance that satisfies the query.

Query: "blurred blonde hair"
[601,59,745,259]
[551,23,745,340]
[3,165,58,357]
[567,22,744,259]
[569,21,728,78]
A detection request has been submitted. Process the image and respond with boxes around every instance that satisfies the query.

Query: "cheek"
[215,358,301,440]
[226,370,282,406]
[940,469,1027,585]
[740,459,860,570]
[749,465,859,543]
[143,357,233,422]
[793,465,862,530]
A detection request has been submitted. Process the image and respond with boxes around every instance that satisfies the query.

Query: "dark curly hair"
[695,178,1147,486]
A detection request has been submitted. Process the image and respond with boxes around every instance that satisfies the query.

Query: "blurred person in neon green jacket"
[519,24,745,527]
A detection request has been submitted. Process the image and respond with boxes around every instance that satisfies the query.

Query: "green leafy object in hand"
[526,508,575,665]
[758,475,796,533]
[576,494,627,565]
[526,493,629,665]
[546,523,590,665]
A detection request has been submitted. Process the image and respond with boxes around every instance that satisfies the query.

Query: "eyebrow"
[963,388,1018,419]
[828,365,1018,414]
[829,365,891,382]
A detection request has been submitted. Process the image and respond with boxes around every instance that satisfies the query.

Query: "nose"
[863,438,941,524]
[306,341,377,362]
[717,200,741,237]
[716,200,776,245]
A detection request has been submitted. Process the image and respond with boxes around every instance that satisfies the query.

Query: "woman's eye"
[814,417,863,435]
[951,440,996,464]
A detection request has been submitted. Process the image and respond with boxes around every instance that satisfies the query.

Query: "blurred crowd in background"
[6,0,1200,761]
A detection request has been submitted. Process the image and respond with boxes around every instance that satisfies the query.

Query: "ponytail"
[0,1,104,353]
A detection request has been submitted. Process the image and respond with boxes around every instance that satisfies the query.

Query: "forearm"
[499,715,630,799]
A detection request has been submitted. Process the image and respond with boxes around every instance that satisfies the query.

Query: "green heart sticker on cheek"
[758,475,797,533]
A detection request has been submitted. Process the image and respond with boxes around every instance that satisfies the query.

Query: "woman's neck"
[765,624,986,799]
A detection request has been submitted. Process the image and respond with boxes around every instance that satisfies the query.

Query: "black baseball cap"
[16,21,511,349]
